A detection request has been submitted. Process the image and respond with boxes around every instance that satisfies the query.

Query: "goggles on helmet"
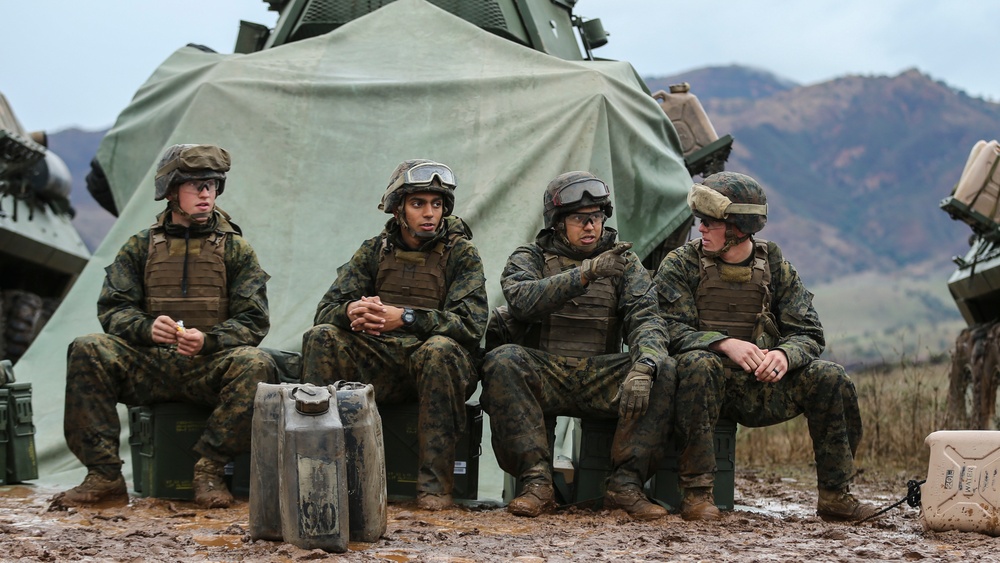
[552,178,611,207]
[389,162,456,191]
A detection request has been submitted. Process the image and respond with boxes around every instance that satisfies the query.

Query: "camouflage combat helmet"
[688,171,767,234]
[543,171,614,230]
[154,144,231,201]
[379,159,457,216]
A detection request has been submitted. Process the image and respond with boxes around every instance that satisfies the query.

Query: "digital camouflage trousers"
[674,350,862,491]
[300,324,477,495]
[64,333,277,475]
[480,344,677,491]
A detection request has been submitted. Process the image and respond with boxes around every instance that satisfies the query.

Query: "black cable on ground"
[854,479,925,525]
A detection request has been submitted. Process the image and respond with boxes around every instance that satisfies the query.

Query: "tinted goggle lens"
[553,179,610,206]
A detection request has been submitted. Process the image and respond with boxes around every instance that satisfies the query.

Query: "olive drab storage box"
[650,419,738,511]
[502,418,737,510]
[921,430,1000,536]
[381,401,482,501]
[940,140,1000,233]
[0,387,8,485]
[128,403,250,499]
[4,382,37,483]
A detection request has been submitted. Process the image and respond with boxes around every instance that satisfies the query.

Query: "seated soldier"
[301,159,487,511]
[653,172,877,522]
[53,144,276,509]
[481,171,677,521]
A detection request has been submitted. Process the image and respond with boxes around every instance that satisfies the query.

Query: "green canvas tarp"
[16,0,691,498]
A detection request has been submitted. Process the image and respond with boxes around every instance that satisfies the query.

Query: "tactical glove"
[580,242,632,281]
[614,358,654,420]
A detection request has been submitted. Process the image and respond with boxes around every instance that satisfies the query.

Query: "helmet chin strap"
[703,224,750,258]
[170,200,213,224]
[396,211,440,241]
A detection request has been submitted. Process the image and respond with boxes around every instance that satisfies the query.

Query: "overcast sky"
[3,0,998,133]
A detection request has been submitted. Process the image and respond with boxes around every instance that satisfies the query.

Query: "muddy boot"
[508,481,556,517]
[49,469,128,510]
[604,485,668,521]
[817,488,880,522]
[417,492,453,511]
[193,457,234,509]
[681,487,722,521]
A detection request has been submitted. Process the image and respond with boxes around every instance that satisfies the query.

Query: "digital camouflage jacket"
[653,238,825,371]
[313,216,488,352]
[500,227,670,366]
[97,209,271,355]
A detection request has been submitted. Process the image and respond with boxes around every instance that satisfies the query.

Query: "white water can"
[921,430,1000,536]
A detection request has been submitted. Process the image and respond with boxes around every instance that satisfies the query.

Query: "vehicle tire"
[0,297,7,361]
[3,290,43,363]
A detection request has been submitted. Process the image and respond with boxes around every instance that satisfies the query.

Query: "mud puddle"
[0,469,996,562]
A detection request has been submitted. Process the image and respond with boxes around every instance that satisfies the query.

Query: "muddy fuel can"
[278,384,350,552]
[921,430,1000,536]
[334,381,387,542]
[249,382,285,541]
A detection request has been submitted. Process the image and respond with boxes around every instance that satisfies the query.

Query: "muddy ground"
[0,467,995,562]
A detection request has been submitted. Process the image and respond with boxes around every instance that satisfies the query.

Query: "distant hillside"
[650,67,1000,284]
[646,65,798,100]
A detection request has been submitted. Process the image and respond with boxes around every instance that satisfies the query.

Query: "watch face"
[403,309,415,325]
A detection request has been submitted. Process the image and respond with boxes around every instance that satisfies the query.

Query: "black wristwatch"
[401,308,416,327]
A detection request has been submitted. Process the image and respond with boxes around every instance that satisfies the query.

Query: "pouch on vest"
[752,311,781,349]
[941,140,1000,234]
[485,305,539,352]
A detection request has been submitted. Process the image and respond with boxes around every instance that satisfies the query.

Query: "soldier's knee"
[482,344,529,378]
[676,350,722,382]
[229,347,278,383]
[413,335,467,366]
[809,360,849,385]
[302,323,346,351]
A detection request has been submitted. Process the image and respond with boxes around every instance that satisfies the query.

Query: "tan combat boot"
[604,486,668,521]
[193,457,234,509]
[49,469,129,509]
[817,488,880,522]
[681,487,722,521]
[417,492,454,511]
[507,481,556,517]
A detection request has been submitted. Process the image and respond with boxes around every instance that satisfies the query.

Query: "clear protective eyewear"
[179,179,219,195]
[565,210,606,228]
[552,178,611,206]
[389,162,456,191]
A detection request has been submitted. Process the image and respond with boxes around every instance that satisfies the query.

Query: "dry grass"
[735,357,949,486]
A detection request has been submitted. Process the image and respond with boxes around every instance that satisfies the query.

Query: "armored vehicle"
[940,139,1000,429]
[0,92,90,363]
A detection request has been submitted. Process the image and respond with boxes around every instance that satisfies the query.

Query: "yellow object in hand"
[176,320,185,333]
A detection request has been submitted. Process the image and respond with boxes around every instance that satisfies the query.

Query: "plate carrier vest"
[144,218,237,331]
[375,232,461,310]
[536,252,620,361]
[695,239,772,370]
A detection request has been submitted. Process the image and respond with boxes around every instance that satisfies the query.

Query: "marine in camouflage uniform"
[300,160,487,511]
[653,171,876,522]
[52,144,276,510]
[481,172,676,521]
